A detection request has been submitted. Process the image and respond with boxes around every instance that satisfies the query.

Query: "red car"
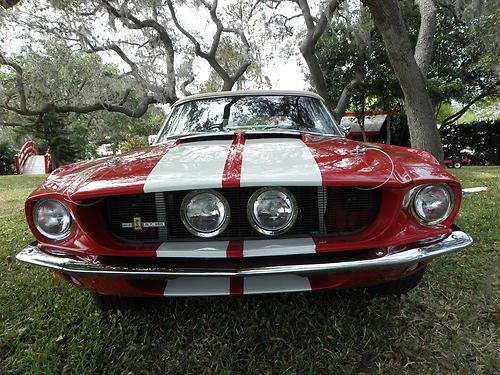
[444,156,471,169]
[17,91,473,311]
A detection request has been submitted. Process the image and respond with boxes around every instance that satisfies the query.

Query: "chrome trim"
[154,192,168,241]
[16,230,473,280]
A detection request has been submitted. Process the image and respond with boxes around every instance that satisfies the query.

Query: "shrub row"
[441,119,500,165]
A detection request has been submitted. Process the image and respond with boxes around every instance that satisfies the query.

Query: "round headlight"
[180,190,230,237]
[33,199,72,240]
[247,187,298,235]
[412,184,453,225]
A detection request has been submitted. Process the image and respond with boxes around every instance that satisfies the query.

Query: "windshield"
[156,95,340,142]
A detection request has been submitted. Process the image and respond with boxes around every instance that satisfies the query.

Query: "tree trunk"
[414,0,437,78]
[362,0,443,162]
[386,115,391,145]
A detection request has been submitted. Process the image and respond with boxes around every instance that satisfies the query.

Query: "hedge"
[440,120,500,165]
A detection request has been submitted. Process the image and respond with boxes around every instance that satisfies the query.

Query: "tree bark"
[362,0,443,162]
[386,115,391,144]
[414,0,437,78]
[296,0,345,112]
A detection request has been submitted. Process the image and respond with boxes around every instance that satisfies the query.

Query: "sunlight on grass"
[0,167,498,373]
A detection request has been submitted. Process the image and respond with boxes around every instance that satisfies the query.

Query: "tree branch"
[297,0,344,103]
[414,0,438,78]
[0,120,31,127]
[180,76,195,97]
[0,51,28,112]
[441,83,498,127]
[0,0,21,9]
[333,72,364,122]
[100,0,177,99]
[166,0,251,91]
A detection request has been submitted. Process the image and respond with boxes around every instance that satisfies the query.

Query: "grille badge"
[121,219,165,231]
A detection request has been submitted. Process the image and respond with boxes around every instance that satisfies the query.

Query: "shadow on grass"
[90,289,421,372]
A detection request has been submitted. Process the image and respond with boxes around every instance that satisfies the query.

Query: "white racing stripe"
[244,275,311,295]
[156,241,229,258]
[164,277,230,296]
[240,138,322,187]
[144,139,233,193]
[156,238,316,258]
[243,238,316,257]
[162,275,312,296]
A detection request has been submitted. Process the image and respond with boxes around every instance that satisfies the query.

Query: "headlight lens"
[33,199,72,240]
[248,187,298,235]
[412,184,453,225]
[180,190,230,237]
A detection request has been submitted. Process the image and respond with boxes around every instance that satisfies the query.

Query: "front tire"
[366,267,426,296]
[91,293,142,311]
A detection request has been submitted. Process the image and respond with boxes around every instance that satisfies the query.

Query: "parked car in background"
[444,155,472,169]
[17,91,473,311]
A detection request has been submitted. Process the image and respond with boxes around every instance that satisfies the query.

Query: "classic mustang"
[17,90,473,310]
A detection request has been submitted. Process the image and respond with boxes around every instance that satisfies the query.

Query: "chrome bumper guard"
[16,230,473,279]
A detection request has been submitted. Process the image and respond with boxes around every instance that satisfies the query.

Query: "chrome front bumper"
[16,230,473,279]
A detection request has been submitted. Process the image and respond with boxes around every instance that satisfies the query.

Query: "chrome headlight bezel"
[410,184,454,226]
[247,187,298,236]
[180,189,230,238]
[32,199,73,240]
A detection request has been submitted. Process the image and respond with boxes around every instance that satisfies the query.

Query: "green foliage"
[0,140,15,175]
[0,37,147,121]
[95,106,164,153]
[441,119,500,164]
[317,0,498,122]
[14,113,92,166]
[120,135,148,153]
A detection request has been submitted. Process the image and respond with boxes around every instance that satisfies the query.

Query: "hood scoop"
[177,131,303,143]
[245,131,302,140]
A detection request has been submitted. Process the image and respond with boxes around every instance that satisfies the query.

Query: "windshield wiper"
[164,132,205,140]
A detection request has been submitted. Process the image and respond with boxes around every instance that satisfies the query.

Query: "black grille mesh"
[102,187,381,243]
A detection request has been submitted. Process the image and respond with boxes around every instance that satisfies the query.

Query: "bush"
[440,119,500,165]
[120,135,148,153]
[0,141,16,175]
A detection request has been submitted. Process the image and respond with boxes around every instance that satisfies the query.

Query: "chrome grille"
[102,187,381,243]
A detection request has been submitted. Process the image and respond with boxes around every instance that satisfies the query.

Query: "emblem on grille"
[133,217,142,231]
[121,218,165,231]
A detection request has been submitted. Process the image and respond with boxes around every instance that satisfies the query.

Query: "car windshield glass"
[156,95,340,142]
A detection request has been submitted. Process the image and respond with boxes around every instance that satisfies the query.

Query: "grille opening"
[101,187,381,243]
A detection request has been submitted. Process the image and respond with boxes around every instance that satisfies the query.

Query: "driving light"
[180,190,230,237]
[412,184,453,225]
[247,187,298,235]
[33,199,72,240]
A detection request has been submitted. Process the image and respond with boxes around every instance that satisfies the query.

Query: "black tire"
[366,267,426,296]
[91,293,142,311]
[453,162,462,169]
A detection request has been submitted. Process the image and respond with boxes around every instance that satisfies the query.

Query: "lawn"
[0,168,498,374]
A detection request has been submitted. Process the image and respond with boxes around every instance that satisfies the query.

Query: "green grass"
[0,168,498,374]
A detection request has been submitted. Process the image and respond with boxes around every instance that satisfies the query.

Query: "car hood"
[32,132,455,200]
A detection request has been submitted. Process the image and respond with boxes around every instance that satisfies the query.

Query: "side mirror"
[339,124,350,137]
[148,135,157,145]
